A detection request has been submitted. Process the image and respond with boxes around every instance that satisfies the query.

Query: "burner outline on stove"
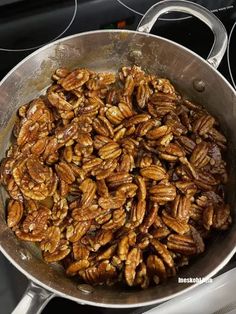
[227,20,236,89]
[115,0,234,21]
[0,0,78,52]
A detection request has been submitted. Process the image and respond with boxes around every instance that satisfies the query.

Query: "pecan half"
[7,199,23,228]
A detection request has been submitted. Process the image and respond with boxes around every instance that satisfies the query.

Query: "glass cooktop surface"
[0,1,235,313]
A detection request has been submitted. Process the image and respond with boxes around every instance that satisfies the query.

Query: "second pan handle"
[11,281,55,314]
[137,0,228,69]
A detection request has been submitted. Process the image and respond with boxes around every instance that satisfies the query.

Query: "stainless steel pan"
[0,1,236,313]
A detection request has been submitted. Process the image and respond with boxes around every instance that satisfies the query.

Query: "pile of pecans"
[0,65,231,288]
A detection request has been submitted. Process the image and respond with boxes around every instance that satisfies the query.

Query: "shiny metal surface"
[137,0,228,68]
[0,0,235,312]
[12,282,54,314]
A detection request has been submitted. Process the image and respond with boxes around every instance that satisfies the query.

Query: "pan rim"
[0,29,236,96]
[1,243,236,308]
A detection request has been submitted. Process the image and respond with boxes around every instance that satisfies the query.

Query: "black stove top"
[0,1,236,313]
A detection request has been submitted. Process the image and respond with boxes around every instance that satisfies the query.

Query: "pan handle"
[12,281,55,314]
[136,0,227,69]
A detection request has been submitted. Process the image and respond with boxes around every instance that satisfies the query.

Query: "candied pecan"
[87,72,115,90]
[136,153,153,168]
[98,142,121,160]
[0,157,14,185]
[79,178,97,209]
[118,102,134,119]
[92,158,118,180]
[60,68,90,90]
[116,183,137,198]
[98,194,126,210]
[146,255,166,281]
[208,128,227,148]
[116,153,134,172]
[125,114,150,128]
[136,81,151,108]
[59,180,70,197]
[66,221,91,242]
[96,179,109,197]
[113,126,127,142]
[128,199,146,228]
[137,235,150,250]
[190,141,210,168]
[44,239,71,262]
[66,260,90,276]
[139,202,158,233]
[149,182,176,204]
[124,75,135,96]
[52,67,69,81]
[22,206,49,235]
[135,119,159,137]
[146,125,170,140]
[97,244,117,261]
[175,180,197,196]
[189,204,203,222]
[149,91,176,113]
[51,194,68,221]
[196,191,224,208]
[73,241,90,260]
[72,204,101,221]
[47,89,74,111]
[162,210,189,234]
[212,204,231,230]
[136,175,147,200]
[24,199,39,213]
[82,157,102,173]
[62,146,72,163]
[125,247,141,286]
[171,194,191,221]
[151,239,174,268]
[15,229,44,242]
[152,78,176,94]
[194,170,219,190]
[102,208,126,230]
[134,262,149,288]
[177,109,191,130]
[12,156,58,201]
[176,136,196,154]
[140,165,166,181]
[7,199,23,228]
[165,112,188,136]
[79,260,117,285]
[151,227,170,239]
[202,206,214,230]
[167,234,197,256]
[106,172,133,189]
[55,122,78,145]
[183,99,202,111]
[92,116,114,137]
[118,235,130,261]
[105,106,125,125]
[193,114,215,136]
[55,161,75,184]
[88,229,113,252]
[158,143,185,162]
[179,157,198,180]
[31,137,48,156]
[40,226,61,253]
[95,212,112,225]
